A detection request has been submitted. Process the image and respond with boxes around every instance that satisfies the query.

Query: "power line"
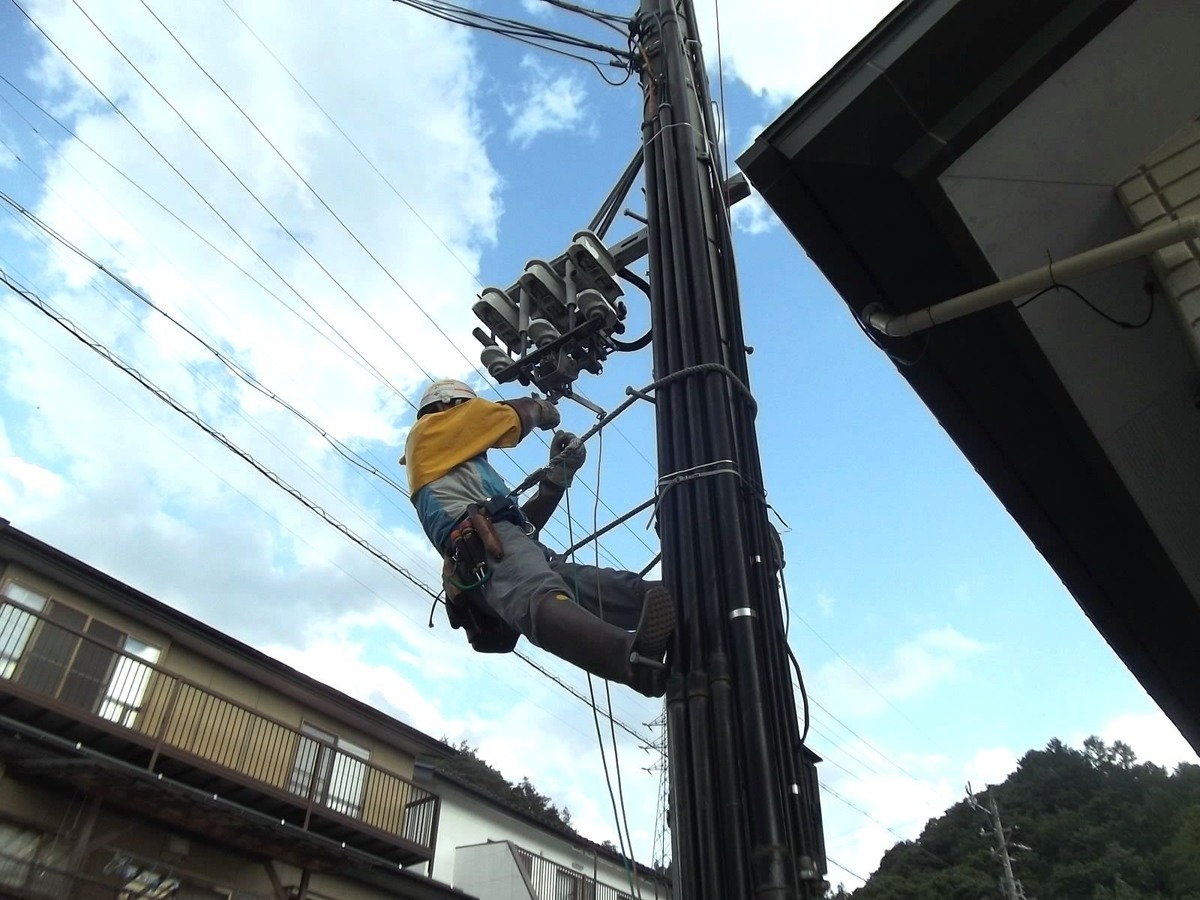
[390,0,634,81]
[0,187,414,499]
[789,607,943,747]
[2,266,441,599]
[63,0,437,389]
[136,0,649,553]
[3,14,626,570]
[216,0,483,289]
[0,267,657,747]
[203,0,658,518]
[2,8,416,408]
[825,855,866,885]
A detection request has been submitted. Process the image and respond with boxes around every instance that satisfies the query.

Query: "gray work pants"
[482,521,653,646]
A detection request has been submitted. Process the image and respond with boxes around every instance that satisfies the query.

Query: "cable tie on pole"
[645,362,758,416]
[650,459,751,529]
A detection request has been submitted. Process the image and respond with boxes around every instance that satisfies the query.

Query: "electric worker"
[400,378,675,697]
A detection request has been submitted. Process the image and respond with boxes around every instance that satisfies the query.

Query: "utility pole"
[968,786,1027,900]
[464,3,826,894]
[987,793,1023,900]
[635,2,826,897]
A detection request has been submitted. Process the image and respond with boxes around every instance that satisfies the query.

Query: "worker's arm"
[521,431,586,535]
[500,397,560,439]
[521,480,566,535]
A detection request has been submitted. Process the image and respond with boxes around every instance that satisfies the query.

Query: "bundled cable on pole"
[635,1,827,896]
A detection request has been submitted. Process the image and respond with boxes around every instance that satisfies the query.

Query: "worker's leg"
[482,522,673,697]
[479,521,570,640]
[548,558,656,631]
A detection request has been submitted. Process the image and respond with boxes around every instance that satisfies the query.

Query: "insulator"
[481,345,512,378]
[568,230,623,304]
[520,261,570,328]
[472,288,521,351]
[577,288,617,330]
[527,317,562,349]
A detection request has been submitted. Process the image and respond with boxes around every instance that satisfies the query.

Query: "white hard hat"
[417,378,476,416]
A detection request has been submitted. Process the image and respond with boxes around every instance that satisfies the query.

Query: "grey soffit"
[737,0,1200,752]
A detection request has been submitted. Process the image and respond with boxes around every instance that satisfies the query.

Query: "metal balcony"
[454,841,643,900]
[0,598,439,867]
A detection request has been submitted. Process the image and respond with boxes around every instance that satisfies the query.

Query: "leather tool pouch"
[444,512,519,654]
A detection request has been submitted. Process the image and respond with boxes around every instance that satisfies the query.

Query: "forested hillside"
[848,737,1200,900]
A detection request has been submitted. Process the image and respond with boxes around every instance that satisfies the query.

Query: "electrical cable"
[592,430,644,898]
[825,856,866,885]
[513,650,654,746]
[64,0,438,389]
[0,91,449,554]
[0,17,416,409]
[1014,280,1155,328]
[216,0,481,290]
[0,187,413,498]
[563,483,641,897]
[128,0,647,557]
[390,0,633,61]
[538,0,630,30]
[0,203,433,572]
[789,607,941,749]
[713,0,730,186]
[1,268,659,750]
[391,0,635,85]
[777,572,810,743]
[820,782,955,871]
[1,268,442,599]
[192,0,658,508]
[612,268,653,351]
[4,20,622,573]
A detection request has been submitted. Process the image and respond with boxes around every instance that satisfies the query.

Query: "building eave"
[738,0,1200,752]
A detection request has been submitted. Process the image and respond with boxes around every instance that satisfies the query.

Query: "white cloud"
[731,190,777,235]
[691,0,905,105]
[506,56,591,147]
[964,746,1019,789]
[812,626,986,717]
[816,591,836,617]
[1096,712,1199,769]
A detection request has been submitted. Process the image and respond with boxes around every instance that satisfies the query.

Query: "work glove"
[532,397,560,431]
[543,431,586,489]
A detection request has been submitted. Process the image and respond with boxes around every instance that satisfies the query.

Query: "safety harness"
[442,496,521,653]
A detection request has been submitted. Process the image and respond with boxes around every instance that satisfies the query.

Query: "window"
[0,583,48,679]
[100,637,162,726]
[0,822,68,897]
[0,583,162,724]
[287,724,370,818]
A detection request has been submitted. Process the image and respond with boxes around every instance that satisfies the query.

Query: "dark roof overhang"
[739,0,1200,751]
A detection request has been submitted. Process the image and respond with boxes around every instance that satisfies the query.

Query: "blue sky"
[0,0,1195,889]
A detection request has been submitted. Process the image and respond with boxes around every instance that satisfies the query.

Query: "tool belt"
[443,501,520,654]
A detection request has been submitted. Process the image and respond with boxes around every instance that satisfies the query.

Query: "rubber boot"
[533,587,675,698]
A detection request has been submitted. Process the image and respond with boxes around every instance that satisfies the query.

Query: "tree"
[428,740,578,834]
[850,737,1200,900]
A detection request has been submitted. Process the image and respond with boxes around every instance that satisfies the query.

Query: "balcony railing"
[513,845,639,900]
[0,598,439,862]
